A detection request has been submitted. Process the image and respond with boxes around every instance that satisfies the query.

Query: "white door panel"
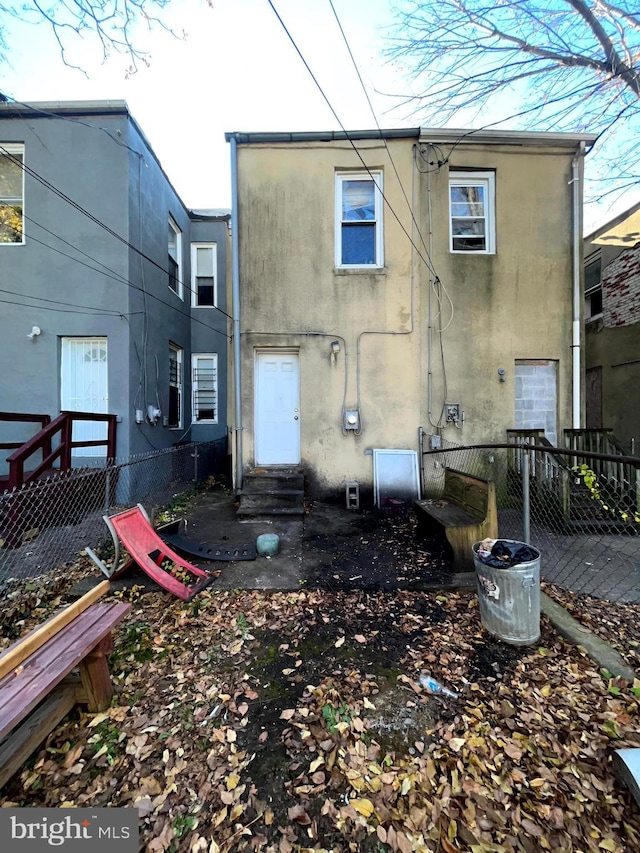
[61,338,108,457]
[255,351,300,465]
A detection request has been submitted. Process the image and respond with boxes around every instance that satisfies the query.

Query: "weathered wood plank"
[0,602,130,741]
[78,637,115,712]
[0,581,110,681]
[0,677,80,789]
[414,500,480,527]
[414,468,498,571]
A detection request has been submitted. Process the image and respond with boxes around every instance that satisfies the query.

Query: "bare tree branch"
[0,0,194,76]
[388,0,640,200]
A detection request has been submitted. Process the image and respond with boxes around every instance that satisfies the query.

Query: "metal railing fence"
[421,436,640,603]
[0,439,228,583]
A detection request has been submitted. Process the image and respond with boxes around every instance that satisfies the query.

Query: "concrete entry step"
[237,469,305,519]
[243,469,304,491]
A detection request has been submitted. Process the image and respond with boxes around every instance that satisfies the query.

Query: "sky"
[1,0,637,232]
[1,0,411,210]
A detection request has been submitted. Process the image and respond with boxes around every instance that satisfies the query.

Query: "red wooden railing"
[5,411,117,490]
[0,412,52,453]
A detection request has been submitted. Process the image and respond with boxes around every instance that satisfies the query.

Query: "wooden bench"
[0,583,130,789]
[413,467,498,571]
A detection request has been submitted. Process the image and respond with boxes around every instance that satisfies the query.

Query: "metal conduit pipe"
[230,136,243,492]
[571,142,585,429]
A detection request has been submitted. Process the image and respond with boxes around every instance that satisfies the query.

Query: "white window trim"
[169,343,183,429]
[168,216,183,299]
[449,171,496,255]
[191,353,218,425]
[335,170,384,269]
[190,242,218,308]
[0,142,25,246]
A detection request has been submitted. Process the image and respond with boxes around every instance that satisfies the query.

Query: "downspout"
[230,136,243,492]
[571,142,585,429]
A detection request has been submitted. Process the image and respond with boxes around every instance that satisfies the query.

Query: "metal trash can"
[473,540,541,646]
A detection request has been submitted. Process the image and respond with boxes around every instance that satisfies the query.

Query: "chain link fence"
[421,435,640,603]
[0,439,228,583]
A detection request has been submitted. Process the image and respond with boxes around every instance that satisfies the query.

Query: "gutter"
[571,142,585,429]
[230,136,243,492]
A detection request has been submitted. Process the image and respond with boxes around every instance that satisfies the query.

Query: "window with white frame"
[168,217,183,297]
[168,344,183,428]
[0,143,24,244]
[191,243,217,307]
[449,171,496,253]
[335,171,383,268]
[192,354,218,423]
[584,252,603,320]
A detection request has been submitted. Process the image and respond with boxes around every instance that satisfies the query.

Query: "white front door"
[61,337,108,457]
[255,350,300,465]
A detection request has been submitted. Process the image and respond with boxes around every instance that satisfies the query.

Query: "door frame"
[254,347,300,466]
[60,336,109,458]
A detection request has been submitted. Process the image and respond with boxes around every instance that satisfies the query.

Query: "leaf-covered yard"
[1,561,639,853]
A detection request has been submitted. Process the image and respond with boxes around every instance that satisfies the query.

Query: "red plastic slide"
[91,505,213,601]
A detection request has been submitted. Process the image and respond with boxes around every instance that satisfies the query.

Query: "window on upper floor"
[449,171,496,254]
[335,171,383,268]
[0,143,25,244]
[192,353,218,423]
[585,252,603,320]
[168,343,183,429]
[168,217,183,297]
[191,243,217,307]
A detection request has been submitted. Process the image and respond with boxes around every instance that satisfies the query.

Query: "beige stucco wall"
[234,135,581,498]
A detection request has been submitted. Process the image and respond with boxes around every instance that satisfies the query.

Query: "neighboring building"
[226,127,595,501]
[584,202,640,451]
[0,101,230,472]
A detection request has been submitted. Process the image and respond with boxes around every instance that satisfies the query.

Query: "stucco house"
[226,127,595,503]
[583,202,640,452]
[0,100,230,478]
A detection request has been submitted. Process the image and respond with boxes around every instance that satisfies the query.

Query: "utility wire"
[271,0,453,428]
[0,285,126,316]
[2,96,143,156]
[4,202,231,339]
[0,295,129,316]
[327,0,437,277]
[267,0,439,280]
[0,143,234,322]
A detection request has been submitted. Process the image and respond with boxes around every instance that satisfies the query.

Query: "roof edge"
[225,128,421,144]
[420,127,598,147]
[0,99,130,117]
[225,127,598,147]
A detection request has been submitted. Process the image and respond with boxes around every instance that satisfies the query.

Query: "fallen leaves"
[1,572,638,853]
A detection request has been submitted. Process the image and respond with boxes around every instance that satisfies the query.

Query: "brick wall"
[603,244,640,327]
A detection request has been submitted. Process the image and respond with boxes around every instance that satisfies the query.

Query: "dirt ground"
[1,486,639,853]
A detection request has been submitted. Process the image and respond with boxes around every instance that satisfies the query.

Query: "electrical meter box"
[344,410,360,430]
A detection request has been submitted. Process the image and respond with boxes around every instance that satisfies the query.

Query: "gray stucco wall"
[0,103,229,474]
[188,218,229,445]
[0,109,132,464]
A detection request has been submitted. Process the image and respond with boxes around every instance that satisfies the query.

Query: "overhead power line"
[267,0,439,279]
[0,143,233,323]
[22,211,230,337]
